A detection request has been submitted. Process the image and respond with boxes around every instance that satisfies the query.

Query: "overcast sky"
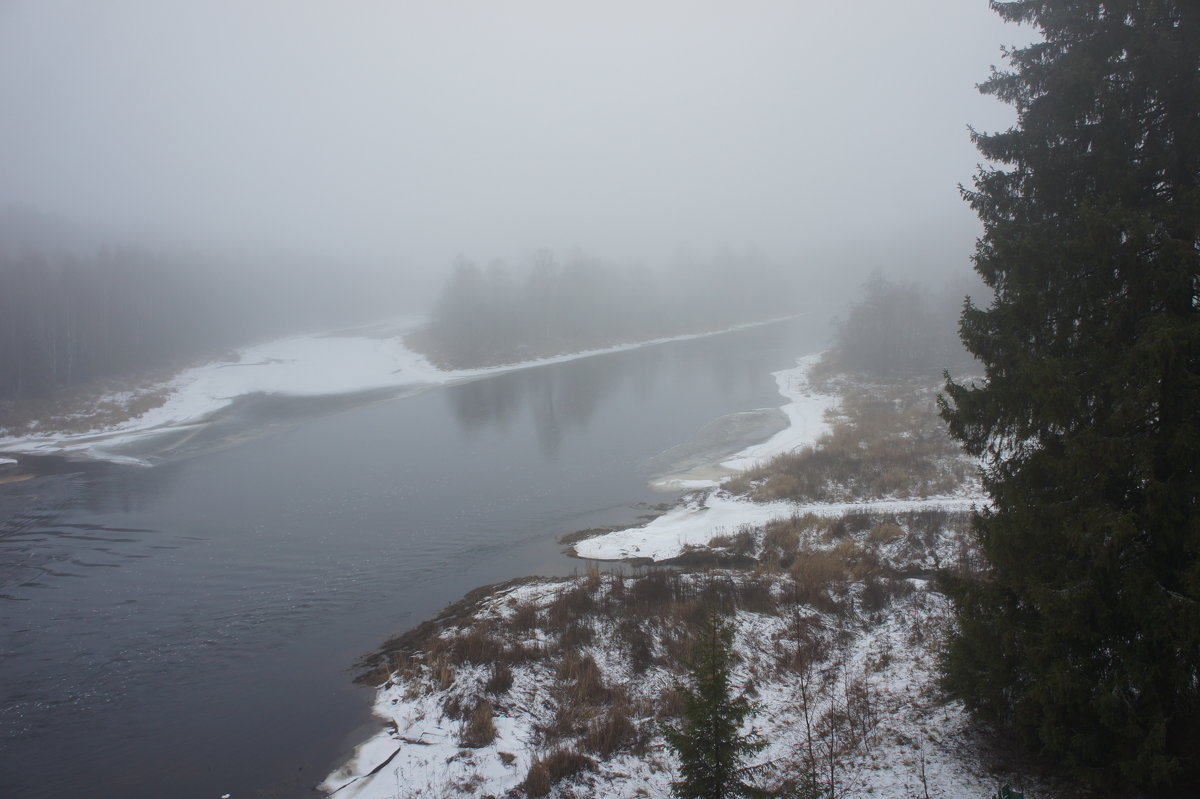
[0,0,1034,279]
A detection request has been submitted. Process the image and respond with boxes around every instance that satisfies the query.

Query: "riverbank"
[317,352,1069,799]
[0,316,794,466]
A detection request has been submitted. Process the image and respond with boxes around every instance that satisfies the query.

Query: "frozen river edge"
[0,316,793,466]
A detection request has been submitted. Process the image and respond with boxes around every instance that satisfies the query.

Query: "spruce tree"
[939,1,1199,793]
[664,609,765,799]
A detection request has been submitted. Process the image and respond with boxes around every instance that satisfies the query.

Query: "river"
[0,316,826,799]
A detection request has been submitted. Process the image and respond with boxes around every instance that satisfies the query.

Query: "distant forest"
[820,272,977,378]
[0,242,381,402]
[0,247,255,400]
[416,249,796,368]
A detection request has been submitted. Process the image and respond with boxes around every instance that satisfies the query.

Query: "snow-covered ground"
[321,569,1040,799]
[578,353,985,563]
[572,492,981,562]
[0,316,789,465]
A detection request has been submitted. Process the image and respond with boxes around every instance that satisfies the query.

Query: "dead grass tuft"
[457,698,497,748]
[522,748,595,794]
[581,691,646,758]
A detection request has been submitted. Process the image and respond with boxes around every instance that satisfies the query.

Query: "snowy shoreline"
[574,353,985,564]
[320,350,1007,799]
[0,316,794,466]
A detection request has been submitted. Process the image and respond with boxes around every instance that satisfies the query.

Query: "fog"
[0,0,1033,301]
[1,6,1036,794]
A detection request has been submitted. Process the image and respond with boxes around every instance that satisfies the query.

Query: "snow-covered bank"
[571,491,982,562]
[321,569,1047,799]
[581,352,985,563]
[649,352,838,490]
[720,352,840,472]
[0,316,793,465]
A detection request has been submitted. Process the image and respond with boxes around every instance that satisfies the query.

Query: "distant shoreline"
[0,315,800,466]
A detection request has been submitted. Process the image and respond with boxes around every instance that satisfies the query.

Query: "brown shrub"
[427,647,456,692]
[451,623,501,665]
[509,600,540,633]
[724,379,970,504]
[582,695,642,758]
[557,652,609,706]
[485,662,514,695]
[834,540,883,582]
[656,684,685,720]
[583,561,602,593]
[660,626,694,669]
[859,576,889,612]
[457,698,497,748]
[788,549,846,605]
[546,584,596,629]
[617,617,655,674]
[868,521,904,544]
[734,577,779,615]
[442,692,467,721]
[521,760,550,797]
[541,748,596,783]
[629,569,688,609]
[605,574,626,607]
[559,617,594,650]
[522,748,595,795]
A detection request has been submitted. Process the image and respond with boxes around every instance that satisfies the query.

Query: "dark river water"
[0,316,827,799]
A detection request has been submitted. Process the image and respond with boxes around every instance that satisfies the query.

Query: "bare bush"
[457,698,497,748]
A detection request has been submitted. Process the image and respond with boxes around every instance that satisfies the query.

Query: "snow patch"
[573,492,983,563]
[572,491,795,561]
[721,352,840,472]
[649,352,838,490]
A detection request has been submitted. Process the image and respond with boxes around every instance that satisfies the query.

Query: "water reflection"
[443,326,815,456]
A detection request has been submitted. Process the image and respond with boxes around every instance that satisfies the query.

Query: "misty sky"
[0,1,1033,276]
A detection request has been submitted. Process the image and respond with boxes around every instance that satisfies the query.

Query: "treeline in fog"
[822,272,978,377]
[417,248,795,368]
[0,247,253,400]
[0,239,404,402]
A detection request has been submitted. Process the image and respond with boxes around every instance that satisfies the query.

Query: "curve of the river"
[0,316,827,799]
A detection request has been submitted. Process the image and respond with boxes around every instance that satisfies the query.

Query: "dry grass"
[457,699,497,748]
[521,748,596,797]
[726,379,971,504]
